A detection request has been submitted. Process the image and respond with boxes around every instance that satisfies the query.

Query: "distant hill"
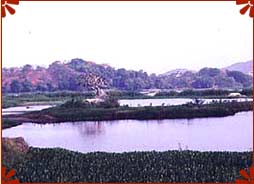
[160,69,196,78]
[2,58,252,93]
[223,60,252,75]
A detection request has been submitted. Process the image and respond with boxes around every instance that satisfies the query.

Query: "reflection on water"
[74,122,105,136]
[3,111,252,153]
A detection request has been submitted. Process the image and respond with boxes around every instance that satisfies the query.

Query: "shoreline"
[4,101,252,124]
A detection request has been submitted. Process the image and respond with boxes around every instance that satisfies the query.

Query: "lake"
[2,111,252,153]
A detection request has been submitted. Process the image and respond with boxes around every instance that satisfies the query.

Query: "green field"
[3,147,251,182]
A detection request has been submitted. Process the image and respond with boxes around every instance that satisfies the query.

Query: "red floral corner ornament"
[2,167,20,184]
[1,0,19,18]
[236,0,254,18]
[236,166,254,184]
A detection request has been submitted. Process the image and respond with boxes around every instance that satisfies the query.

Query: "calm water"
[2,105,53,115]
[3,111,252,153]
[119,98,252,107]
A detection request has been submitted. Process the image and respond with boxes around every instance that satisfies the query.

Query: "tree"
[10,80,22,93]
[198,68,221,77]
[227,70,252,87]
[67,58,86,71]
[78,73,108,97]
[214,76,235,88]
[46,83,55,92]
[191,77,213,89]
[36,83,48,92]
[22,80,33,92]
[22,64,33,73]
[99,95,120,108]
[2,85,8,93]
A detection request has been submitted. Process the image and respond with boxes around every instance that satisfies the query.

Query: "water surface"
[2,105,53,115]
[3,111,252,153]
[119,98,252,107]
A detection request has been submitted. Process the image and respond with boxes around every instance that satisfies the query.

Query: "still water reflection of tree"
[73,122,105,137]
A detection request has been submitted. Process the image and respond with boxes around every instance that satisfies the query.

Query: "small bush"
[99,95,120,108]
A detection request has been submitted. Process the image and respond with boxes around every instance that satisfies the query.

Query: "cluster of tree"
[2,59,252,93]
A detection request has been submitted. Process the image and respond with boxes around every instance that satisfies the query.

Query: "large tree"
[78,73,108,97]
[10,80,22,93]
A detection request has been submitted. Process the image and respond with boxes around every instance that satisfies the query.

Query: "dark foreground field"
[3,144,251,182]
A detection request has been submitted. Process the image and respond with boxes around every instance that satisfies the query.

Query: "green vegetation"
[61,95,120,109]
[2,137,29,171]
[4,147,251,182]
[2,119,22,129]
[2,90,145,108]
[2,96,21,108]
[2,91,95,108]
[98,95,120,108]
[20,101,252,123]
[227,70,252,87]
[107,90,147,99]
[155,88,253,98]
[241,88,253,96]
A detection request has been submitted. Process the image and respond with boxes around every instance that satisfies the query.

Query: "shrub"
[99,95,120,108]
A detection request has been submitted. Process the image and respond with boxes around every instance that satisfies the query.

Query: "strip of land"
[4,101,252,125]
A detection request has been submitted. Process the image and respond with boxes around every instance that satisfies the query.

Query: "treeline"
[155,88,253,97]
[2,58,252,93]
[4,147,251,182]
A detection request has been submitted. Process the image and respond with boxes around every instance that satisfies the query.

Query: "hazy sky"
[2,1,253,74]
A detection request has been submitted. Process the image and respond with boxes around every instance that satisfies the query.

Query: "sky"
[2,1,253,74]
